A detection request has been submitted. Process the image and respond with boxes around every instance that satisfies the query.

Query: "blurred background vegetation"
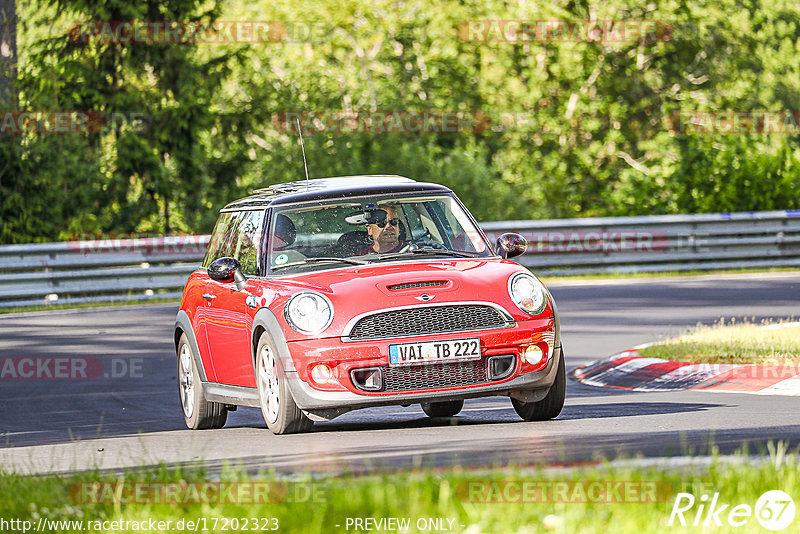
[1,0,799,243]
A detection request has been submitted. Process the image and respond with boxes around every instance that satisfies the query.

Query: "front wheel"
[177,334,227,429]
[421,400,464,418]
[256,334,313,435]
[512,348,565,421]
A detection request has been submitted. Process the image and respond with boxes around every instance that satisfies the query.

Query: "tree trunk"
[0,0,17,108]
[164,195,171,235]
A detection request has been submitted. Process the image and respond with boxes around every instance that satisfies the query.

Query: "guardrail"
[482,209,800,275]
[0,237,210,308]
[1,210,799,308]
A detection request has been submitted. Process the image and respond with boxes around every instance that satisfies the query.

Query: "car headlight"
[285,292,333,334]
[508,273,547,315]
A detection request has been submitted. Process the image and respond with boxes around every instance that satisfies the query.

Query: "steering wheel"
[399,238,448,253]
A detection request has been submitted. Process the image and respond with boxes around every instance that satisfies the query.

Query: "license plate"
[388,338,481,367]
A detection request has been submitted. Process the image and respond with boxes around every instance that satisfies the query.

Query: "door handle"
[202,293,217,300]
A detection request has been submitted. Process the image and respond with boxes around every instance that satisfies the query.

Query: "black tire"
[255,334,313,435]
[421,400,464,418]
[177,334,227,430]
[511,348,566,421]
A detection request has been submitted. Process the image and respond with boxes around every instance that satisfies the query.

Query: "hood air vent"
[388,281,448,291]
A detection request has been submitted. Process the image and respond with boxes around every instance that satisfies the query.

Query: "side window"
[203,210,266,274]
[203,212,236,267]
[430,199,486,253]
[400,205,425,239]
[232,210,265,275]
[406,203,444,243]
[217,212,245,259]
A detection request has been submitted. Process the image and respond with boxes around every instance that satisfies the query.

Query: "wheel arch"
[251,307,296,379]
[174,326,185,353]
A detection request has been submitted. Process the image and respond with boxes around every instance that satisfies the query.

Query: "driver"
[361,206,405,254]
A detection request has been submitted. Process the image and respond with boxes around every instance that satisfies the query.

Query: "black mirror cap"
[208,257,243,283]
[496,233,528,259]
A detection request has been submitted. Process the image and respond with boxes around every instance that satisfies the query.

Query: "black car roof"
[221,175,453,211]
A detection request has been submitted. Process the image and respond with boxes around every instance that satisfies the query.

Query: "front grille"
[388,281,448,290]
[382,360,488,392]
[347,304,510,340]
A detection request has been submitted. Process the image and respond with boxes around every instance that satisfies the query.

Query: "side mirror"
[495,233,528,259]
[208,257,247,290]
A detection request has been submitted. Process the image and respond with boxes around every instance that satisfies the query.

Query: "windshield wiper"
[271,257,369,271]
[378,248,480,260]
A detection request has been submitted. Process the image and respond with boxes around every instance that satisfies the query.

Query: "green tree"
[13,0,242,238]
[4,0,800,244]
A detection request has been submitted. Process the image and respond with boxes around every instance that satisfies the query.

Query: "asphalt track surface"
[1,272,799,475]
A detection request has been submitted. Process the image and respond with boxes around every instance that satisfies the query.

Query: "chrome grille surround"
[341,302,514,341]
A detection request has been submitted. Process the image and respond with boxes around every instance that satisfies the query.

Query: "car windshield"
[266,194,492,273]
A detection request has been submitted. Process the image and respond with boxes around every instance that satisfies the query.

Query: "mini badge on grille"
[415,294,434,302]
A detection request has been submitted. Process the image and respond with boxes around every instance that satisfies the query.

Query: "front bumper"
[286,345,562,419]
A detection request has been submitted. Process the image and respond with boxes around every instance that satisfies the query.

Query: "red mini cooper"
[175,175,564,434]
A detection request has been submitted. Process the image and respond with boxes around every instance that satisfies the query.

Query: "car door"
[205,209,265,387]
[188,211,240,383]
[181,270,218,383]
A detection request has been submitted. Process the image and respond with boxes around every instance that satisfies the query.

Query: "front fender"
[547,288,562,350]
[174,310,208,382]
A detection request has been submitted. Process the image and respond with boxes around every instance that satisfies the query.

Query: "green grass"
[639,319,800,364]
[2,446,800,533]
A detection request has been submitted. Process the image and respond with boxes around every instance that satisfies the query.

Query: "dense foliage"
[1,0,799,243]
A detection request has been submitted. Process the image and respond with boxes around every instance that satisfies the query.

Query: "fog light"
[523,344,544,365]
[310,364,333,384]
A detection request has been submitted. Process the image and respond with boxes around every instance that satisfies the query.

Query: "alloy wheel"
[258,345,280,424]
[179,344,194,418]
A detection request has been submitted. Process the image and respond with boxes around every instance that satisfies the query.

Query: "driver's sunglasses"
[374,217,400,228]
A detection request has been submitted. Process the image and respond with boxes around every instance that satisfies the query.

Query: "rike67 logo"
[669,490,795,531]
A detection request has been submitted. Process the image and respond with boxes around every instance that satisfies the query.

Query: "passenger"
[272,214,296,251]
